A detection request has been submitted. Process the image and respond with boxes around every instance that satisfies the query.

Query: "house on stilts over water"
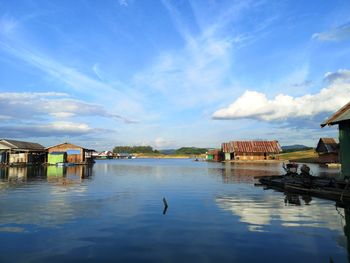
[221,140,282,161]
[321,101,350,178]
[0,139,46,165]
[46,142,95,165]
[315,138,339,163]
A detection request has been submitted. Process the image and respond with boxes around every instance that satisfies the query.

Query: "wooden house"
[321,101,350,177]
[315,138,339,163]
[221,140,282,161]
[206,149,224,162]
[46,142,94,165]
[0,139,45,165]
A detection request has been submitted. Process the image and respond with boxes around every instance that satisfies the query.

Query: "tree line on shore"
[113,146,208,155]
[112,145,313,155]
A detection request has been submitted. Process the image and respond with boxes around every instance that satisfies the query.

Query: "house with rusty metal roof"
[321,101,350,177]
[315,138,339,163]
[0,139,46,165]
[221,140,282,161]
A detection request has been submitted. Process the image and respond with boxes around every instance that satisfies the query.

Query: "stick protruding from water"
[163,197,168,215]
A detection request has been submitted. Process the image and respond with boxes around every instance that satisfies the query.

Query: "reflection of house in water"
[221,140,282,161]
[6,166,28,183]
[46,142,94,165]
[0,139,46,165]
[47,165,92,183]
[221,162,284,184]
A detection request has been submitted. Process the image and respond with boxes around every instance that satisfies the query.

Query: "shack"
[315,138,339,163]
[46,142,94,165]
[221,140,282,161]
[321,101,350,178]
[0,139,46,165]
[206,149,224,162]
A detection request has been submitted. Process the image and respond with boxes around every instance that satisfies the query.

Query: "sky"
[0,0,350,150]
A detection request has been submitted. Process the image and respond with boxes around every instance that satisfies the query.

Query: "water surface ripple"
[0,159,347,262]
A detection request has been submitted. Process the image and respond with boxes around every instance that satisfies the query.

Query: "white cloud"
[312,22,350,41]
[0,121,94,138]
[118,0,128,7]
[213,69,350,121]
[154,137,176,149]
[0,92,134,123]
[133,20,233,108]
[324,69,350,83]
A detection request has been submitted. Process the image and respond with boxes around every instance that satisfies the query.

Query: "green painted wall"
[340,122,350,177]
[207,154,214,160]
[225,153,231,161]
[48,153,65,165]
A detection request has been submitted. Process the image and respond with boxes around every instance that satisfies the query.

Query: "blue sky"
[0,0,350,150]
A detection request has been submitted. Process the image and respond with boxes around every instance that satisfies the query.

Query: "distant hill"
[175,147,208,155]
[281,144,313,153]
[159,149,176,155]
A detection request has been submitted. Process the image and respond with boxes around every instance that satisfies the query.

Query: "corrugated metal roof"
[316,138,339,153]
[321,101,350,127]
[222,140,282,153]
[0,139,45,151]
[46,142,94,151]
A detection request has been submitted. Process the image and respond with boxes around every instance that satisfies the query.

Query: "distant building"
[315,138,339,163]
[97,151,114,159]
[206,149,224,162]
[0,139,46,165]
[221,140,282,161]
[321,101,350,177]
[46,142,94,165]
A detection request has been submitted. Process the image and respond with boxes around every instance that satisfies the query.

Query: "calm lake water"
[0,159,348,262]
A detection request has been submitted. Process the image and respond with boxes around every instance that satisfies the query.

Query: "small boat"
[257,163,350,204]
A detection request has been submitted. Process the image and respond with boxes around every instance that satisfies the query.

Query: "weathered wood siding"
[318,153,339,163]
[48,143,85,163]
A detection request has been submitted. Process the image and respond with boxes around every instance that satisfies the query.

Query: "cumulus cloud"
[312,22,350,41]
[212,69,350,121]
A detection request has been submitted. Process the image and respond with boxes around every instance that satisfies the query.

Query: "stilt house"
[315,138,339,163]
[0,139,46,165]
[321,101,350,177]
[221,140,282,161]
[46,142,94,165]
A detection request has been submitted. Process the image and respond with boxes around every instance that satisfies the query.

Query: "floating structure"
[206,149,224,162]
[46,142,94,165]
[93,151,114,159]
[0,139,46,165]
[315,137,339,163]
[259,101,350,205]
[321,101,350,178]
[221,140,282,161]
[115,153,134,159]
